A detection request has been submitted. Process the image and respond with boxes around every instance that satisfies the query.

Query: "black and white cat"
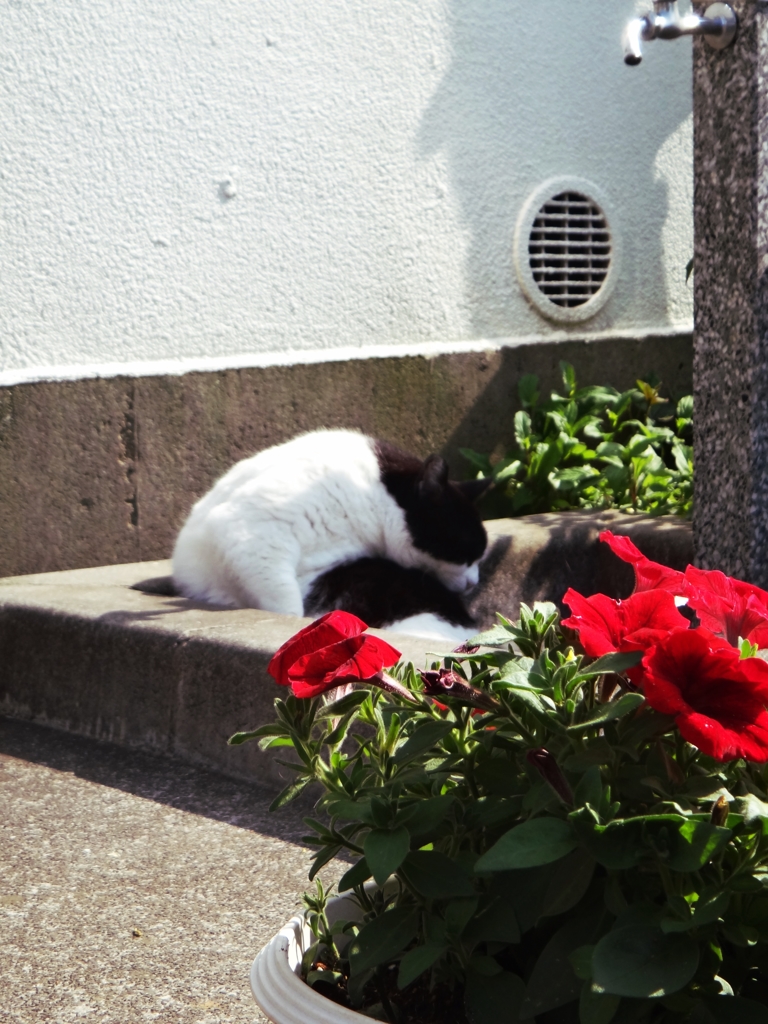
[172,429,488,639]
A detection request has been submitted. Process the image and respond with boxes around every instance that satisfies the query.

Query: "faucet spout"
[623,16,651,65]
[623,1,737,66]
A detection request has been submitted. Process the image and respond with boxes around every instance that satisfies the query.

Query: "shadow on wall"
[418,0,692,336]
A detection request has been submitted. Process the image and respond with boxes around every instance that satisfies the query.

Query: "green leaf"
[338,857,372,892]
[495,860,564,934]
[308,843,342,881]
[539,848,596,918]
[520,907,607,1018]
[464,625,516,648]
[444,897,479,936]
[397,943,446,989]
[475,817,577,872]
[518,374,540,407]
[306,968,343,989]
[574,766,603,811]
[690,891,730,928]
[460,448,493,474]
[327,798,376,826]
[400,794,456,836]
[468,953,503,976]
[463,795,523,828]
[400,850,475,899]
[564,740,615,773]
[591,925,699,998]
[364,826,411,886]
[393,721,454,765]
[268,776,311,811]
[506,686,567,733]
[570,812,642,870]
[228,724,284,745]
[667,819,732,872]
[465,970,526,1024]
[568,693,646,732]
[532,439,563,481]
[569,945,595,981]
[579,982,620,1024]
[347,907,419,975]
[515,409,532,440]
[496,657,540,689]
[626,434,654,458]
[473,758,523,796]
[733,793,768,824]
[571,812,689,870]
[596,441,625,459]
[317,689,370,718]
[324,708,363,747]
[462,895,521,946]
[578,652,644,678]
[561,361,578,395]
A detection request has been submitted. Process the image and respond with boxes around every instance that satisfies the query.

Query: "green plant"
[460,362,693,519]
[232,534,768,1024]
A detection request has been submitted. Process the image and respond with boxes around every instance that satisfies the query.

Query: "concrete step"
[0,511,692,786]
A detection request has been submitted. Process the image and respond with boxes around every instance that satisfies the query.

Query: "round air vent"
[514,177,620,324]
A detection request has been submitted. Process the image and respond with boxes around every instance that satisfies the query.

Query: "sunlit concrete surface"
[0,718,337,1023]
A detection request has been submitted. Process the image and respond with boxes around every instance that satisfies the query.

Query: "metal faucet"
[623,1,737,65]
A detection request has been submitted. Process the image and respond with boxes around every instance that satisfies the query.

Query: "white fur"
[387,614,471,644]
[173,429,480,616]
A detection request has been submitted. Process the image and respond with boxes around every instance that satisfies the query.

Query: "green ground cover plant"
[460,363,693,519]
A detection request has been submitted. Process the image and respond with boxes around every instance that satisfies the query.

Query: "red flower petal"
[268,611,368,686]
[562,587,689,659]
[641,629,768,762]
[683,566,768,647]
[599,531,686,595]
[287,634,401,698]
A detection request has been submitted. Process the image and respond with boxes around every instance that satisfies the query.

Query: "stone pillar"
[693,0,768,583]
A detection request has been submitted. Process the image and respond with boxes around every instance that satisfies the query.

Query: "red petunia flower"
[268,610,402,699]
[268,610,368,687]
[286,633,402,698]
[640,629,768,762]
[561,587,689,659]
[682,565,768,648]
[599,531,686,595]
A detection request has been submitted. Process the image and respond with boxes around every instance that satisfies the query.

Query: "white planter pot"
[250,894,368,1024]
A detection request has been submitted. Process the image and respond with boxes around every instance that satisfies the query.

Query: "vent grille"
[528,191,611,308]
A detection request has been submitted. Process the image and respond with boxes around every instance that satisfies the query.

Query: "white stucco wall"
[0,0,693,385]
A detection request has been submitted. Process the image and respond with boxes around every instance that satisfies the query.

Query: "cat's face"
[376,443,490,592]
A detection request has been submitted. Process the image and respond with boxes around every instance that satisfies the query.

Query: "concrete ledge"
[0,560,435,787]
[0,512,692,784]
[471,510,693,624]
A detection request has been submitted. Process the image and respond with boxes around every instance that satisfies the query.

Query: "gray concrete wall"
[0,334,692,577]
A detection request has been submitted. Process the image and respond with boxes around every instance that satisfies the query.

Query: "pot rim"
[250,895,368,1024]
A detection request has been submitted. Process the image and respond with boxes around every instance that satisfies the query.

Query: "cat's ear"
[420,454,450,497]
[455,477,494,503]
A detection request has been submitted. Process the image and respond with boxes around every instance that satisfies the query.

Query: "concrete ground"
[1,717,338,1024]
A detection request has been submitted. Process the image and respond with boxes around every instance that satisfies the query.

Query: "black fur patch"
[374,440,487,566]
[305,557,475,629]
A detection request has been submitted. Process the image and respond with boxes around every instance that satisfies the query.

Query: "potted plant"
[231,531,768,1024]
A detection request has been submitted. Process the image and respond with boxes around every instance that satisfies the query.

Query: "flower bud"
[419,668,498,712]
[710,794,729,827]
[526,747,574,807]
